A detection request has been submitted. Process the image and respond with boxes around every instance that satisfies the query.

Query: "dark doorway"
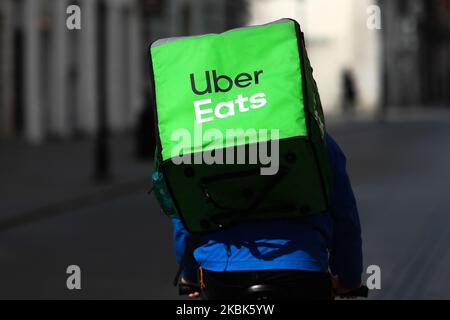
[381,0,450,108]
[418,0,450,106]
[13,29,24,135]
[181,2,192,35]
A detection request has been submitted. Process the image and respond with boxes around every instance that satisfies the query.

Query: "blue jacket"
[171,134,363,289]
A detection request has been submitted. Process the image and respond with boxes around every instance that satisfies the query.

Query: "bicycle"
[179,280,369,300]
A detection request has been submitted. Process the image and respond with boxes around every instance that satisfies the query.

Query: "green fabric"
[152,147,179,218]
[151,20,306,161]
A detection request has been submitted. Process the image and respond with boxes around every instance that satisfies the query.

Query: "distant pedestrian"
[342,69,358,115]
[135,92,156,160]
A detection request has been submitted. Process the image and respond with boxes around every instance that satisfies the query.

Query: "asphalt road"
[1,119,450,299]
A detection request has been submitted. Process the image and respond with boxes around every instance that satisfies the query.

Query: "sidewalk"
[326,106,450,127]
[0,134,152,229]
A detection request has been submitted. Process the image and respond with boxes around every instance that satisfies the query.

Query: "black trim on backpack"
[289,18,331,212]
[148,42,164,165]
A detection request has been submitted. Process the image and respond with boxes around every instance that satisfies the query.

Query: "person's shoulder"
[325,132,347,166]
[325,133,343,154]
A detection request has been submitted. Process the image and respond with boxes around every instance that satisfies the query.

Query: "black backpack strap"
[247,167,288,210]
[173,234,201,286]
[201,166,288,213]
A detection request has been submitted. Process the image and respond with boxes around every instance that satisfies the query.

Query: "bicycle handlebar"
[179,283,370,299]
[336,286,369,298]
[179,283,200,296]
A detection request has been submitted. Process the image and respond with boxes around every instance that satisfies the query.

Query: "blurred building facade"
[0,0,247,143]
[2,0,448,144]
[380,0,450,108]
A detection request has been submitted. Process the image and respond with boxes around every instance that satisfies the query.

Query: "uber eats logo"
[168,68,280,176]
[190,70,267,124]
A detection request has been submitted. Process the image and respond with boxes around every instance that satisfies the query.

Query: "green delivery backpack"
[150,19,331,234]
